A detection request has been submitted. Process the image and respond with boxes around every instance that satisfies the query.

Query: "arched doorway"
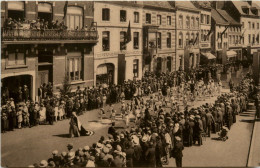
[96,63,114,86]
[1,75,32,103]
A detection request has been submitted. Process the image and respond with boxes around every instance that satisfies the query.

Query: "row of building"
[1,1,260,101]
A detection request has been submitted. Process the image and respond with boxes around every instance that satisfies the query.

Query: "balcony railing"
[1,28,98,42]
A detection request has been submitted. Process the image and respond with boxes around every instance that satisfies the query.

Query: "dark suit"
[145,147,156,167]
[173,141,184,167]
[205,113,214,137]
[217,110,223,130]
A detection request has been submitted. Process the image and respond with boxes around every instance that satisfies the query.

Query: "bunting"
[125,21,132,43]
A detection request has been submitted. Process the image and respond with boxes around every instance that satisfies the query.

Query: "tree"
[60,75,71,97]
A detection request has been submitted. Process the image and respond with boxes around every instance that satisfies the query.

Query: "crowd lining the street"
[4,66,254,167]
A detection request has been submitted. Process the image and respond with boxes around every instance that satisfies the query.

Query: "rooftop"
[143,1,174,10]
[175,1,199,12]
[232,1,255,16]
[211,9,229,25]
[216,9,241,26]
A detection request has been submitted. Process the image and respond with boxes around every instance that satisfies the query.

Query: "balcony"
[1,28,98,44]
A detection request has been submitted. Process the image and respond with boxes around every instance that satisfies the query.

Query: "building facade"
[142,2,176,73]
[1,1,98,101]
[93,2,143,85]
[211,9,229,64]
[219,1,260,60]
[175,1,200,71]
[192,2,214,65]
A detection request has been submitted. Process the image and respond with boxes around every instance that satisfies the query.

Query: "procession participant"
[17,105,23,129]
[23,103,30,127]
[172,136,184,167]
[69,112,81,138]
[39,103,46,124]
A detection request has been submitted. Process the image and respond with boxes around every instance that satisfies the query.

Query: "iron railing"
[1,28,98,41]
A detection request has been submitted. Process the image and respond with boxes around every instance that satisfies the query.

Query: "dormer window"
[242,6,249,14]
[251,7,258,15]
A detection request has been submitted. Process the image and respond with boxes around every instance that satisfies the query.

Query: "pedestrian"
[172,136,184,167]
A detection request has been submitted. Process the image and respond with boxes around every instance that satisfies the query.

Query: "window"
[253,34,255,44]
[257,23,259,29]
[133,59,139,77]
[207,15,210,24]
[68,56,82,81]
[157,15,161,25]
[186,16,190,28]
[102,31,110,51]
[201,30,204,41]
[196,17,199,28]
[120,10,126,22]
[157,32,162,49]
[167,16,171,25]
[102,8,110,21]
[179,15,183,28]
[252,22,255,29]
[167,57,172,72]
[66,6,83,30]
[120,31,127,50]
[257,34,259,44]
[191,33,195,43]
[248,21,251,29]
[201,14,204,24]
[242,22,244,29]
[133,32,139,49]
[167,33,171,48]
[134,12,139,23]
[7,52,25,66]
[195,33,199,45]
[191,17,194,28]
[179,32,183,48]
[186,33,190,45]
[7,1,25,21]
[146,13,151,24]
[248,34,251,43]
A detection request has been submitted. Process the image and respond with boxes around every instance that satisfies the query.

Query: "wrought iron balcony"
[1,28,98,43]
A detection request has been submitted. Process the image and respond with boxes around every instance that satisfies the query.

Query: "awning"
[201,52,216,59]
[96,65,107,75]
[227,50,237,58]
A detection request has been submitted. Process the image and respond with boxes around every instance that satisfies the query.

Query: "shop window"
[7,52,25,66]
[102,8,110,21]
[134,12,139,23]
[102,31,110,51]
[133,59,139,77]
[146,13,151,24]
[133,32,139,49]
[120,10,127,22]
[157,32,162,49]
[120,31,127,50]
[167,33,171,48]
[157,15,161,25]
[179,32,183,48]
[67,56,82,81]
[66,6,83,30]
[167,16,171,25]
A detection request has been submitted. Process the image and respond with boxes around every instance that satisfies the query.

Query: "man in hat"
[108,122,117,139]
[145,141,156,167]
[205,109,215,137]
[194,115,203,146]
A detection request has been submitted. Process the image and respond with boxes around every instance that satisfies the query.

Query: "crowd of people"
[20,68,256,167]
[3,17,96,33]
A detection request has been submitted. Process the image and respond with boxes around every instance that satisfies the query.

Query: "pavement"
[1,86,255,167]
[247,106,260,167]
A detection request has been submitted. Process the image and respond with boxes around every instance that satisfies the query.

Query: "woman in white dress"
[39,104,46,124]
[58,104,64,121]
[54,103,59,122]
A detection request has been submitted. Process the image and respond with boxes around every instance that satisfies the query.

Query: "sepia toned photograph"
[1,0,260,167]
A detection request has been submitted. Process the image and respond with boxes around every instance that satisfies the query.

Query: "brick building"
[1,1,98,101]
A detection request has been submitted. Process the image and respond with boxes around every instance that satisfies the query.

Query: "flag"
[193,33,198,45]
[206,28,212,38]
[221,26,228,36]
[125,21,131,43]
[63,1,68,20]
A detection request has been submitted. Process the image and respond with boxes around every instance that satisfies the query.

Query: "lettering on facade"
[200,43,210,48]
[95,50,142,58]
